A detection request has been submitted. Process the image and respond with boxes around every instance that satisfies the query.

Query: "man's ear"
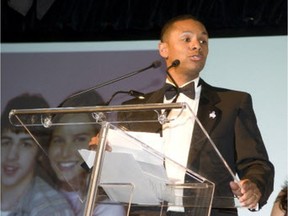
[158,42,168,59]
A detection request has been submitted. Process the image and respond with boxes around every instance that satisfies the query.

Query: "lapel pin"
[209,111,216,119]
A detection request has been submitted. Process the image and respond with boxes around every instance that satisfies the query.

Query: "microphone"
[127,90,145,99]
[106,90,145,105]
[166,59,180,89]
[151,60,162,69]
[164,59,181,117]
[59,60,161,106]
[167,59,180,71]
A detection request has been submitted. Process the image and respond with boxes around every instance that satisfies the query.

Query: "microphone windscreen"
[172,59,180,67]
[152,60,162,68]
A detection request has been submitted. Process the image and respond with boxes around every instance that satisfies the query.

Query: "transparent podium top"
[6,103,240,216]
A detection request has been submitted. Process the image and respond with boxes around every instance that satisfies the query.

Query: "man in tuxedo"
[117,14,274,216]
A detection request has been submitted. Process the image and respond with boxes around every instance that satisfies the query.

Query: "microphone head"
[129,90,145,99]
[172,59,180,67]
[151,60,162,68]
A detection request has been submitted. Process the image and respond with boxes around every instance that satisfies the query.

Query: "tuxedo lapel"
[187,79,222,170]
[196,91,221,138]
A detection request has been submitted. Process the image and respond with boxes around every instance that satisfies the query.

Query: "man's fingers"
[88,135,112,152]
[232,179,261,208]
[230,181,242,197]
[89,135,99,145]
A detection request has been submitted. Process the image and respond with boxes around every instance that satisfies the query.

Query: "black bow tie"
[164,82,195,100]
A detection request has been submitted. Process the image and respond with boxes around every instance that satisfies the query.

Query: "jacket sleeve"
[234,93,274,208]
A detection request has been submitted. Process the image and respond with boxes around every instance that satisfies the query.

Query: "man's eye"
[200,40,207,44]
[183,37,191,42]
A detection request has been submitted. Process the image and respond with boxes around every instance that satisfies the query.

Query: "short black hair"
[160,14,206,42]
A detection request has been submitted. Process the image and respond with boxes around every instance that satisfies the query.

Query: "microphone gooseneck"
[166,59,180,89]
[163,59,181,117]
[61,60,161,104]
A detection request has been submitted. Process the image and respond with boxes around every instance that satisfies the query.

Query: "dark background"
[1,0,287,43]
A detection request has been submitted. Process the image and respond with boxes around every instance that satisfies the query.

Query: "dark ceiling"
[1,0,287,43]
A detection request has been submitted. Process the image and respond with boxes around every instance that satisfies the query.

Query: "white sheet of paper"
[79,148,96,168]
[78,130,173,204]
[100,152,162,204]
[107,130,165,166]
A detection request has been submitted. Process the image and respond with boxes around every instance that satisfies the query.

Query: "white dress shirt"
[162,77,201,211]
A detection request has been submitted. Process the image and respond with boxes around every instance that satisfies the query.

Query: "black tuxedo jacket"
[118,78,274,212]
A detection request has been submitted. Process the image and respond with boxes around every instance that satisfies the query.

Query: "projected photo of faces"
[1,92,126,216]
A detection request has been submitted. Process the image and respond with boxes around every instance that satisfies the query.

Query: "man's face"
[159,19,209,82]
[1,130,38,187]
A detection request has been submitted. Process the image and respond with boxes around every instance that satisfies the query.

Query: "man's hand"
[230,179,261,209]
[88,134,112,151]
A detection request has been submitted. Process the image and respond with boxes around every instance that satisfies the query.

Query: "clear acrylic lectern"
[8,102,240,216]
